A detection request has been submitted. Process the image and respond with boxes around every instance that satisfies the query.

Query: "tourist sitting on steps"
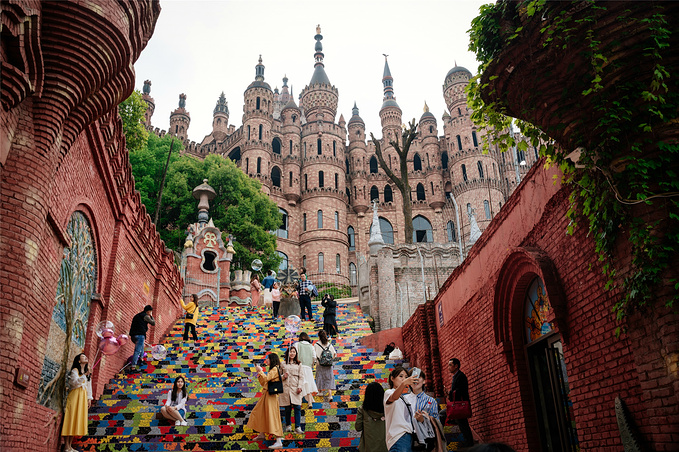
[160,376,189,426]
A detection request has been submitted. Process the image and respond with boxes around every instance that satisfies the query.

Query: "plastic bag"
[388,347,403,360]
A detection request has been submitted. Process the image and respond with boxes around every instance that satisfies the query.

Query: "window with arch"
[256,97,261,110]
[429,125,434,133]
[247,125,251,140]
[430,181,435,195]
[246,158,249,173]
[335,173,339,189]
[462,164,468,182]
[317,138,322,155]
[348,226,355,251]
[446,220,457,242]
[303,213,307,231]
[289,171,293,187]
[456,135,462,150]
[271,166,281,187]
[384,185,393,203]
[334,211,339,229]
[289,140,293,154]
[257,157,262,174]
[349,262,357,285]
[333,141,336,156]
[276,208,288,239]
[345,158,350,173]
[336,254,341,274]
[472,131,478,147]
[317,210,323,228]
[525,277,554,342]
[318,253,324,273]
[484,200,491,219]
[370,156,378,174]
[304,174,308,190]
[478,161,484,179]
[375,217,394,244]
[272,137,281,155]
[346,187,351,202]
[258,124,263,140]
[277,251,288,272]
[370,185,379,202]
[413,215,433,243]
[304,142,307,158]
[319,170,324,188]
[416,183,426,201]
[441,151,449,169]
[458,107,462,116]
[414,153,422,171]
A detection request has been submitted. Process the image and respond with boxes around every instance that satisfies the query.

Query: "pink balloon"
[99,337,121,355]
[116,334,129,346]
[101,328,114,338]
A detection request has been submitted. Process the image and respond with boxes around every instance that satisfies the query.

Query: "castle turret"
[300,25,339,125]
[169,93,190,142]
[281,86,302,206]
[141,79,154,127]
[211,92,229,139]
[420,102,444,211]
[347,102,369,216]
[379,56,402,142]
[443,62,472,117]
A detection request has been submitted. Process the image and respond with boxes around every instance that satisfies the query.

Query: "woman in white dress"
[293,332,318,406]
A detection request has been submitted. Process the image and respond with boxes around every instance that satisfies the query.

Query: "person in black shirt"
[129,305,155,372]
[447,358,473,447]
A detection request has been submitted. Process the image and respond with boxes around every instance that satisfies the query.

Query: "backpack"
[318,344,333,367]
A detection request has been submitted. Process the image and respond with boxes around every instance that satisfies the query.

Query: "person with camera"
[383,366,417,452]
[180,294,199,344]
[247,352,285,449]
[321,293,339,338]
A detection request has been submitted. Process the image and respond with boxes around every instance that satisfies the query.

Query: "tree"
[370,119,419,244]
[118,90,149,154]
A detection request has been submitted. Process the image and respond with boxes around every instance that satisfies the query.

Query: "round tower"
[347,102,369,216]
[379,56,402,143]
[420,103,445,211]
[169,93,190,142]
[212,92,229,139]
[281,85,302,206]
[141,79,154,128]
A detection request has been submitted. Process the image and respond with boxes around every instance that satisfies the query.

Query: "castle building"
[142,27,537,289]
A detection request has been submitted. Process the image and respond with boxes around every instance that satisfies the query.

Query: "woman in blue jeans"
[383,366,417,452]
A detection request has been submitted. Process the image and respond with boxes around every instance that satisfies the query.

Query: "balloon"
[95,321,115,338]
[251,259,263,272]
[100,337,121,355]
[285,315,301,333]
[151,344,167,361]
[101,328,114,338]
[116,334,129,346]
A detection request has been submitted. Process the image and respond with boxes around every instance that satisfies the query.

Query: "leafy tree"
[118,90,149,153]
[370,119,419,244]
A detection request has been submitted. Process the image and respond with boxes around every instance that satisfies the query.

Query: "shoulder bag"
[446,390,471,422]
[267,366,284,395]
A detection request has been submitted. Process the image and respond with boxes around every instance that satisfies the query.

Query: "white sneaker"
[180,420,188,426]
[295,427,303,434]
[175,420,181,426]
[269,439,283,449]
[285,425,292,432]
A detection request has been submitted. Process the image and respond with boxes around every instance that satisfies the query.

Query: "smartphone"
[411,367,421,378]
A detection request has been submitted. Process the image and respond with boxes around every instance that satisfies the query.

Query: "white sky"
[134,0,489,143]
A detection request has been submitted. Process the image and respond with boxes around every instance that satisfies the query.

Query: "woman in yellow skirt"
[247,352,284,449]
[61,353,93,452]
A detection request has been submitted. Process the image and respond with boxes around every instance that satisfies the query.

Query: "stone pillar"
[377,247,396,330]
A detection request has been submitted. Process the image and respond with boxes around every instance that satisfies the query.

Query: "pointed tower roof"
[247,55,271,91]
[420,101,435,121]
[348,101,364,125]
[282,86,299,111]
[381,55,400,110]
[309,25,331,86]
[213,92,229,115]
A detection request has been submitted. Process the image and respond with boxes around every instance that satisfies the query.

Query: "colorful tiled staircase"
[80,303,463,451]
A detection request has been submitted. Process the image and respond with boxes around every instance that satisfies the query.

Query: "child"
[355,382,388,452]
[280,346,305,434]
[61,353,93,452]
[160,376,189,426]
[272,281,281,318]
[314,329,336,402]
[247,352,284,449]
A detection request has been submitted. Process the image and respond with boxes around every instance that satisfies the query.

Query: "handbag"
[446,391,471,422]
[401,396,430,452]
[267,366,284,395]
[185,306,197,320]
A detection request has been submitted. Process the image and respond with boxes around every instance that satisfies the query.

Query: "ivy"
[467,1,679,332]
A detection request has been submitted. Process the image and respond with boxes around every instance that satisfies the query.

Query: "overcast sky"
[134,0,489,143]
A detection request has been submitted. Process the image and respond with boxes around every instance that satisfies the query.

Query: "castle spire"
[382,55,395,102]
[255,55,265,81]
[309,25,331,85]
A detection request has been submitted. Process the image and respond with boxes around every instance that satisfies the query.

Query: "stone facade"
[141,28,537,297]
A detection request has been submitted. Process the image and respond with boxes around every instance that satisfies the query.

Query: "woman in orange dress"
[251,275,262,307]
[247,352,284,449]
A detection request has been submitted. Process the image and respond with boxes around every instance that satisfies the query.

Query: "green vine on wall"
[467,1,679,334]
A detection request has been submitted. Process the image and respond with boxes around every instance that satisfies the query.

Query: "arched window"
[478,161,484,179]
[346,187,351,202]
[413,215,433,243]
[276,208,288,239]
[304,174,308,191]
[317,210,323,228]
[462,164,468,182]
[378,217,394,244]
[472,131,478,147]
[247,125,251,140]
[346,158,350,173]
[317,138,322,155]
[414,153,422,171]
[349,262,357,285]
[429,126,434,133]
[430,181,435,195]
[456,135,462,150]
[458,107,462,116]
[333,141,336,156]
[444,181,452,200]
[370,185,379,202]
[303,213,307,231]
[256,97,261,110]
[336,254,341,274]
[384,185,393,203]
[416,183,426,201]
[258,124,263,140]
[272,138,281,155]
[441,151,449,169]
[447,220,457,242]
[370,156,378,174]
[271,166,281,187]
[348,226,355,251]
[246,158,249,173]
[484,200,491,219]
[289,140,293,154]
[319,171,324,188]
[525,277,554,342]
[289,171,293,187]
[228,146,241,162]
[334,211,339,229]
[277,251,288,272]
[335,173,339,189]
[318,253,324,273]
[304,142,307,158]
[257,157,262,174]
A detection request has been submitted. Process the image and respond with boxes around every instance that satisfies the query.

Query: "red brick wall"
[401,162,679,451]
